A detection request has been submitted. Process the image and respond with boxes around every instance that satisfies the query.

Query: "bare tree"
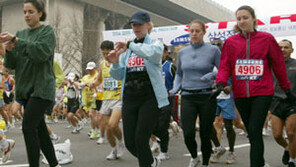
[53,8,83,76]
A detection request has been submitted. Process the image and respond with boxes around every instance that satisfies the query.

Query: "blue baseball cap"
[130,11,150,25]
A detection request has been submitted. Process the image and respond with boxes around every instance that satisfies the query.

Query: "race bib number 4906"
[235,59,264,80]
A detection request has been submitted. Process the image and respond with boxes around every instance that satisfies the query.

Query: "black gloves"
[209,82,224,101]
[285,89,296,106]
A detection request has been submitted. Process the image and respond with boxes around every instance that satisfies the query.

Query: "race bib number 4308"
[235,59,264,80]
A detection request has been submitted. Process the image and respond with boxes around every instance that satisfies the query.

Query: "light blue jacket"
[110,34,169,108]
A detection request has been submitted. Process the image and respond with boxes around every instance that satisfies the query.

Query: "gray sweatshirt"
[171,42,221,95]
[274,58,296,98]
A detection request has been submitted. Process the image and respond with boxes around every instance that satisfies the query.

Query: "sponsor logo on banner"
[170,34,190,45]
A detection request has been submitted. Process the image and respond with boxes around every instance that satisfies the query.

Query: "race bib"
[235,59,263,80]
[127,53,146,72]
[103,77,118,91]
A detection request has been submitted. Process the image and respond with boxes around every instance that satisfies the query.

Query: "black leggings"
[153,104,171,153]
[122,92,159,167]
[235,95,272,167]
[181,94,216,165]
[211,119,236,152]
[22,97,58,167]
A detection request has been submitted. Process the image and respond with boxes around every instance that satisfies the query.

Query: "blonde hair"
[147,21,154,34]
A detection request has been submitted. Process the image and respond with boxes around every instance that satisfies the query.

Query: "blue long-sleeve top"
[170,42,221,95]
[110,34,169,108]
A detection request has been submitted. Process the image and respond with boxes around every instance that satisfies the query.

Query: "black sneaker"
[282,151,290,165]
[288,162,296,167]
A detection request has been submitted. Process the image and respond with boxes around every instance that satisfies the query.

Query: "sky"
[211,0,296,58]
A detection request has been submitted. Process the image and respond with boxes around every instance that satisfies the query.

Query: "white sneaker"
[225,151,236,164]
[171,121,179,136]
[188,157,200,167]
[152,157,160,167]
[50,134,60,143]
[151,141,160,153]
[262,128,270,136]
[96,137,105,144]
[210,147,226,163]
[106,149,118,160]
[1,139,15,163]
[117,141,125,157]
[195,124,200,131]
[76,124,83,131]
[263,164,270,167]
[157,152,170,161]
[239,130,246,136]
[72,127,79,134]
[53,117,58,123]
[65,124,72,129]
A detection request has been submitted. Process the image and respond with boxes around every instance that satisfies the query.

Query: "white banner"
[103,14,296,45]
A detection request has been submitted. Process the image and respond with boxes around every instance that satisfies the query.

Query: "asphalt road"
[0,120,286,167]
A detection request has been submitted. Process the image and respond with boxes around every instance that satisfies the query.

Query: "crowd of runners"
[0,1,295,167]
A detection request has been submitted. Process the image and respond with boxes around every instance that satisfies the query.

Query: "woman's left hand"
[0,32,14,43]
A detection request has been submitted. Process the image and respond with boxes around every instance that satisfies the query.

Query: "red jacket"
[216,31,290,98]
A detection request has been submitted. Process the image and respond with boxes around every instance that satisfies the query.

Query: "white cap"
[86,62,96,70]
[67,72,75,81]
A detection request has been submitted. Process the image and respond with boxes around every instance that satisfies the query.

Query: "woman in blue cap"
[107,11,169,167]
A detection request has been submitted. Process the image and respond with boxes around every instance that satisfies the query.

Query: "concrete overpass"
[0,0,234,75]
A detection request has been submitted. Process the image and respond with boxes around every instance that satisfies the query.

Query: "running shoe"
[262,128,270,136]
[171,121,180,136]
[289,162,296,167]
[210,147,226,163]
[117,141,125,157]
[1,139,15,163]
[239,130,246,136]
[65,124,72,129]
[106,149,118,160]
[195,124,200,131]
[225,151,236,164]
[282,150,290,165]
[152,157,160,167]
[264,164,271,167]
[53,117,58,123]
[157,152,170,161]
[50,134,60,143]
[89,131,96,139]
[72,127,79,134]
[96,137,105,144]
[188,157,200,167]
[76,124,83,131]
[151,141,160,153]
[96,131,101,138]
